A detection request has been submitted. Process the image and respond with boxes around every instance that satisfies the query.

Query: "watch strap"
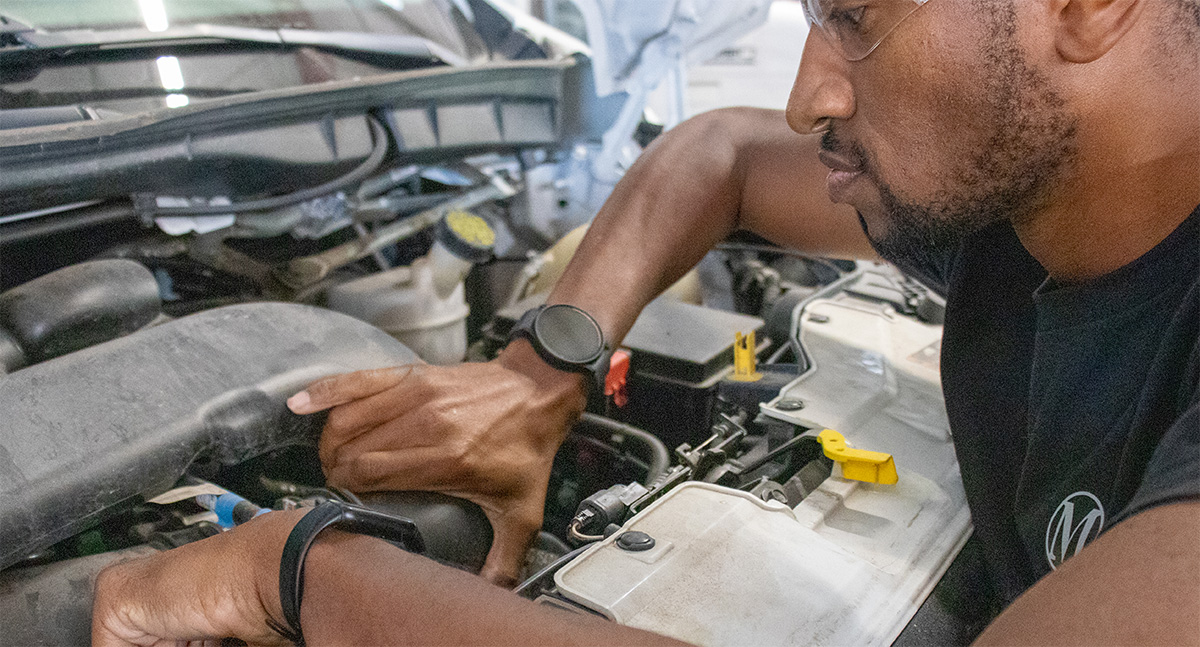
[276,501,425,645]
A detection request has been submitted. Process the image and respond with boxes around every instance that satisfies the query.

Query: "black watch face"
[534,305,604,365]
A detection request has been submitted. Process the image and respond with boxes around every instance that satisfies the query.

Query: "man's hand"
[92,510,304,647]
[287,339,587,587]
[94,507,692,647]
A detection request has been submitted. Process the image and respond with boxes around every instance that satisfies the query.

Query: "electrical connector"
[570,482,650,538]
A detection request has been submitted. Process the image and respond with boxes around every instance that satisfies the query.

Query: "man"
[92,0,1199,644]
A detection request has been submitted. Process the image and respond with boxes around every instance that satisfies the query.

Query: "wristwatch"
[508,304,611,394]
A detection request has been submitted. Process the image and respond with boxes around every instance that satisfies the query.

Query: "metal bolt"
[776,399,806,411]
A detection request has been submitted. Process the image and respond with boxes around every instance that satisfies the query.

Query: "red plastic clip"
[605,350,631,408]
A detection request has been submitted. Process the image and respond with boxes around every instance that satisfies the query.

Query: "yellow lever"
[817,429,898,485]
[729,331,763,382]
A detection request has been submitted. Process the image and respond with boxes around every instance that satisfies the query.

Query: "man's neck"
[1013,94,1199,283]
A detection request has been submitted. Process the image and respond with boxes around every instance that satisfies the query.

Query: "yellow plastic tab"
[729,331,763,382]
[817,429,898,485]
[445,210,496,247]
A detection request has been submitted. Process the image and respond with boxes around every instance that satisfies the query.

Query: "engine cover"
[0,303,417,569]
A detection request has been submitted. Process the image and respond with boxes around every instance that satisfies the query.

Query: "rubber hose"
[577,413,670,485]
[513,544,590,598]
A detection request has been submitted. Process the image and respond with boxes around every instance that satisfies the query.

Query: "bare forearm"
[548,107,870,344]
[300,533,689,646]
[973,502,1200,646]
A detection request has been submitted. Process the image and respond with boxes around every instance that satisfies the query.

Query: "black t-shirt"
[897,205,1199,603]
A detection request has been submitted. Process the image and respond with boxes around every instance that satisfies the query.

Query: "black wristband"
[275,501,426,645]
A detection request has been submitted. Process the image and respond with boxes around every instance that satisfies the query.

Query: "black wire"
[715,242,847,276]
[143,115,391,216]
[328,486,363,506]
[513,544,591,598]
[536,530,572,555]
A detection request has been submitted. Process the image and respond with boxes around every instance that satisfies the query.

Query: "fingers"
[323,444,539,586]
[317,376,440,468]
[303,359,566,589]
[91,567,141,647]
[325,446,453,492]
[479,502,545,588]
[91,512,304,647]
[288,365,420,415]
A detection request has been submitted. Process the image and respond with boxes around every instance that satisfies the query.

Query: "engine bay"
[0,246,971,645]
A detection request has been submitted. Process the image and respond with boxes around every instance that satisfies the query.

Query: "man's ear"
[1052,0,1145,63]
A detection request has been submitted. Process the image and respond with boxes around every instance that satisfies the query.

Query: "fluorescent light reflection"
[165,94,190,108]
[139,0,170,32]
[156,56,185,90]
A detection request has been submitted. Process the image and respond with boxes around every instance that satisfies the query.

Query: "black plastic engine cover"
[0,303,417,569]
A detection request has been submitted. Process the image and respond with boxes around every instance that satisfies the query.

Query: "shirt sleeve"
[1115,399,1200,522]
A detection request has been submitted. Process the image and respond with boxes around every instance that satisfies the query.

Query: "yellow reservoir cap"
[445,210,496,247]
[817,429,898,485]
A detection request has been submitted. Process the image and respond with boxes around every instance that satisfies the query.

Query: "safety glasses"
[802,0,934,61]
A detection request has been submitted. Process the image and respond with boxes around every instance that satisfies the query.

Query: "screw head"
[775,399,806,411]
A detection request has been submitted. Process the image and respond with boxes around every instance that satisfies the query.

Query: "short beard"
[847,3,1078,270]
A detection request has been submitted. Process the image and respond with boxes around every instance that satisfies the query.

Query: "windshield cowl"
[0,0,546,114]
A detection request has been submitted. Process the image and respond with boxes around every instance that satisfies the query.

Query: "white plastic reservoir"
[554,273,971,646]
[326,252,470,365]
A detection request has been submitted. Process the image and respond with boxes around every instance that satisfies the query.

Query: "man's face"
[788,0,1078,267]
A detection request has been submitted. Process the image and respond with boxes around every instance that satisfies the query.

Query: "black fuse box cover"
[622,298,765,384]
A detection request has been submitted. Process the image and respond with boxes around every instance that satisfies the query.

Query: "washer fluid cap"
[437,210,496,264]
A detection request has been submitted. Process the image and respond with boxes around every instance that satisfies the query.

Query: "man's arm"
[291,107,872,584]
[91,510,690,647]
[974,501,1200,646]
[300,532,687,646]
[547,106,873,344]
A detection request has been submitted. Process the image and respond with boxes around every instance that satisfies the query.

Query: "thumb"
[478,504,543,588]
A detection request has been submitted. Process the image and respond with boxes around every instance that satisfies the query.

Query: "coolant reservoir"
[327,211,495,364]
[513,224,704,305]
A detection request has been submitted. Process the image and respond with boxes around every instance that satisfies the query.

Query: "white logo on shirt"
[1045,491,1105,570]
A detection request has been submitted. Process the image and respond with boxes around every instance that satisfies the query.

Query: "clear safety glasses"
[802,0,934,61]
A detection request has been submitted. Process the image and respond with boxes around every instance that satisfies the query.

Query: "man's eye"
[828,5,867,31]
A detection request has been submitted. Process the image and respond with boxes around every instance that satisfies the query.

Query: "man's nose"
[786,30,856,135]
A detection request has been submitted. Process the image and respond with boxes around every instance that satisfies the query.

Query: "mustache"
[820,128,873,176]
[820,129,864,163]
